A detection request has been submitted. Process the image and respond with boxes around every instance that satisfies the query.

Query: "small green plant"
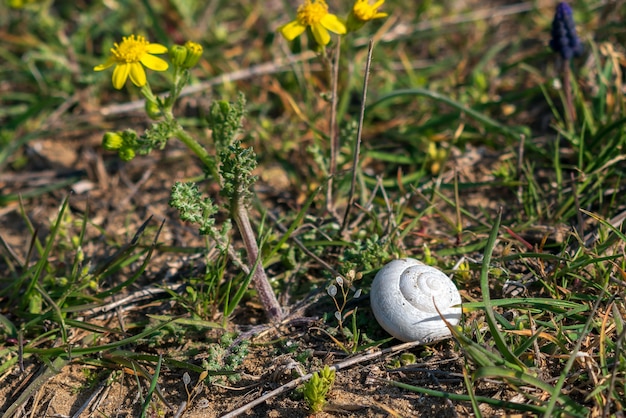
[201,333,249,383]
[303,365,336,413]
[325,269,378,353]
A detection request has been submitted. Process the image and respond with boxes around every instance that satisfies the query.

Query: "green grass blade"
[382,378,546,414]
[140,354,162,418]
[23,316,181,356]
[23,195,71,309]
[462,366,482,418]
[480,210,526,370]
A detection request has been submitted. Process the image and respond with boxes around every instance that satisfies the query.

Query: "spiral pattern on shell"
[370,258,462,343]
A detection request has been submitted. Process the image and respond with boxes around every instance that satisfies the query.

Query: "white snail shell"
[370,258,462,343]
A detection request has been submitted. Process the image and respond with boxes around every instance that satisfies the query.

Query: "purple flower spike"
[549,2,583,60]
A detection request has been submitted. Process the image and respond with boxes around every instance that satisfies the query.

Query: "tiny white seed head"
[327,284,338,297]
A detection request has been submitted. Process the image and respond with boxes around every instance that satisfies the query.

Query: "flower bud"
[119,147,136,161]
[145,100,163,119]
[102,132,124,150]
[346,0,388,32]
[217,100,231,114]
[183,41,203,69]
[169,44,188,67]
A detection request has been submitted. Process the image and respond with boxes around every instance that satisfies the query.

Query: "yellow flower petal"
[280,20,307,41]
[311,22,330,46]
[128,62,147,87]
[320,14,347,35]
[140,54,169,71]
[146,43,168,54]
[94,59,115,71]
[112,63,130,90]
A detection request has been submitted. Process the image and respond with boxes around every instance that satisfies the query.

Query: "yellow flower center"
[296,0,328,26]
[111,35,149,63]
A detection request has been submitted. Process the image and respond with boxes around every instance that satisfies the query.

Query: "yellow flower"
[347,0,387,31]
[94,35,169,90]
[279,0,346,46]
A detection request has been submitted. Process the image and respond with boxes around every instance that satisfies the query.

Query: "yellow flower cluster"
[279,0,387,47]
[93,1,387,89]
[94,36,204,91]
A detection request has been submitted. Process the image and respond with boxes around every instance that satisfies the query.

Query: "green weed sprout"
[303,365,336,412]
[94,35,282,322]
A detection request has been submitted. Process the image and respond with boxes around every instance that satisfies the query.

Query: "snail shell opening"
[370,258,462,343]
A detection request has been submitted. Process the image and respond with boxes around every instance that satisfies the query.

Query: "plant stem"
[172,126,220,182]
[563,62,575,129]
[232,198,283,322]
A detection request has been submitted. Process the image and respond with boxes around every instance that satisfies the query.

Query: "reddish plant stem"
[232,200,282,322]
[563,62,576,127]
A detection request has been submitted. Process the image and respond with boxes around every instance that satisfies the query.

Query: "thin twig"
[71,379,108,418]
[326,38,342,215]
[172,401,187,418]
[341,40,374,234]
[220,339,429,418]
